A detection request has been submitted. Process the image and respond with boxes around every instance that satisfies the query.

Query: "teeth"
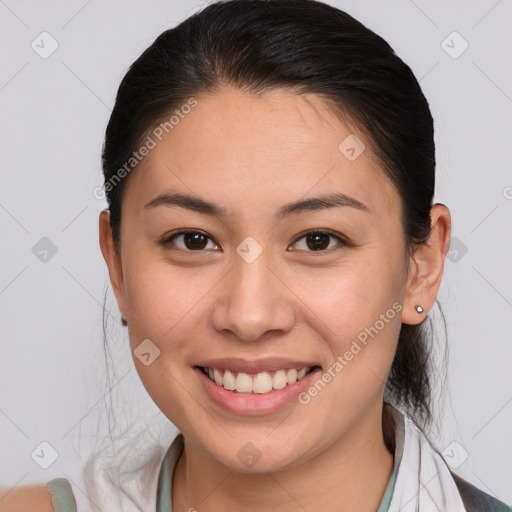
[223,369,236,390]
[272,370,287,390]
[286,368,297,384]
[235,372,253,393]
[252,373,273,394]
[204,366,312,393]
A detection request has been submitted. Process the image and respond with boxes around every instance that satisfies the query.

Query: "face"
[101,87,419,472]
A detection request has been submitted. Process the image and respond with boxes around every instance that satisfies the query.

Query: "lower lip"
[194,366,322,416]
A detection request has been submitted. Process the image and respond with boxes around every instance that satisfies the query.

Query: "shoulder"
[451,472,512,512]
[0,479,77,512]
[0,483,54,511]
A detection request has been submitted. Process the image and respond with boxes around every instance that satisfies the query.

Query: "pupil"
[185,233,207,250]
[307,233,329,251]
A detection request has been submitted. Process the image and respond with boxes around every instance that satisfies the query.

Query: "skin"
[99,87,451,512]
[0,486,54,512]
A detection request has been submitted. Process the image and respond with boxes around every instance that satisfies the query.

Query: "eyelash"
[159,229,349,255]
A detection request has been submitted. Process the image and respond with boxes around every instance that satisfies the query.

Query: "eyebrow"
[143,191,370,220]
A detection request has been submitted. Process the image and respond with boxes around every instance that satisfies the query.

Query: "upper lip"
[195,357,321,374]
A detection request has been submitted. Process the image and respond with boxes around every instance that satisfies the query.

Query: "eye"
[161,230,220,252]
[160,228,348,254]
[290,229,347,253]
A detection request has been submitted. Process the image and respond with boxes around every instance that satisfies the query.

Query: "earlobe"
[98,210,127,318]
[401,204,451,325]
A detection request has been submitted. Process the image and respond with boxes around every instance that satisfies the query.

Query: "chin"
[204,437,310,474]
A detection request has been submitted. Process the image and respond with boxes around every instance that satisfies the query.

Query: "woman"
[2,0,510,510]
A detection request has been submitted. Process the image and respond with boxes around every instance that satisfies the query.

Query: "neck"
[172,403,395,512]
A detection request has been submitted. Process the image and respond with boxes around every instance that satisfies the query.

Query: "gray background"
[1,0,511,506]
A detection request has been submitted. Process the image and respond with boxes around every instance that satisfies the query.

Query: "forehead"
[123,87,400,218]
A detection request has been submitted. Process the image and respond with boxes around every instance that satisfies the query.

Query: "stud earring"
[415,305,424,314]
[121,315,128,326]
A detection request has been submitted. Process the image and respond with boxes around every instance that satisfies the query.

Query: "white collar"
[386,403,466,512]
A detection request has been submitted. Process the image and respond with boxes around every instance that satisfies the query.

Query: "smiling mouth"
[197,365,322,394]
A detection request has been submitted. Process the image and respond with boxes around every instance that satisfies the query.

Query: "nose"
[211,247,295,342]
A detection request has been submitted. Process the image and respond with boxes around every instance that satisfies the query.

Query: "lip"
[195,357,321,374]
[194,364,322,416]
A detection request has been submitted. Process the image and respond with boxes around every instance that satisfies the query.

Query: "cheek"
[291,253,403,330]
[121,259,209,424]
[289,255,403,383]
[296,267,401,431]
[123,253,210,334]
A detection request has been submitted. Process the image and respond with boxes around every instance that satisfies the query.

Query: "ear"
[402,203,451,325]
[99,210,127,320]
